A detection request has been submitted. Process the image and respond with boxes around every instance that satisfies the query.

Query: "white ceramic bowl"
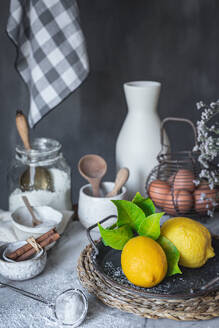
[0,241,47,281]
[78,182,127,230]
[3,241,44,263]
[11,206,63,241]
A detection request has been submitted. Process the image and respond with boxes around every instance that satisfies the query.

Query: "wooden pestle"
[106,168,129,197]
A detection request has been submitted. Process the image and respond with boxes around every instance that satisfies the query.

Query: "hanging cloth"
[7,0,89,127]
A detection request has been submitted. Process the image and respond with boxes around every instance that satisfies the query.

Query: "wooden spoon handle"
[22,196,42,226]
[16,111,31,150]
[91,180,101,197]
[106,168,129,197]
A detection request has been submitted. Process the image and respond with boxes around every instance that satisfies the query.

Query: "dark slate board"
[91,237,219,299]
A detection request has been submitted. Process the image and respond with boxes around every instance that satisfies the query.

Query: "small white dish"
[3,241,43,263]
[11,206,62,242]
[0,241,47,281]
[78,181,127,230]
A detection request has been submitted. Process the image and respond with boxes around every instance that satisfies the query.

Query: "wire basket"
[145,117,217,218]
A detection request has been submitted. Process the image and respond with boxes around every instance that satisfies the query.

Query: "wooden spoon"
[78,154,107,197]
[106,168,129,197]
[22,196,42,227]
[16,111,31,150]
[16,111,53,192]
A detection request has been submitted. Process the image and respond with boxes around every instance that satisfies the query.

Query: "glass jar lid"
[16,138,62,165]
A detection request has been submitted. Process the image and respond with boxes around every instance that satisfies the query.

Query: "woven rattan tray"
[77,242,219,321]
[77,216,219,321]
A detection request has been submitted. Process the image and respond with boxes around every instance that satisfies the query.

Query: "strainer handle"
[0,282,50,305]
[159,117,197,154]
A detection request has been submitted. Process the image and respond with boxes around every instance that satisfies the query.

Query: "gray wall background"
[0,0,218,209]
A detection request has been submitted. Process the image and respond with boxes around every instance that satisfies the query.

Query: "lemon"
[161,217,215,268]
[121,236,167,288]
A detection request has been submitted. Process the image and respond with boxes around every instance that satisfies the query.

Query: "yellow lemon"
[161,217,215,268]
[121,236,167,288]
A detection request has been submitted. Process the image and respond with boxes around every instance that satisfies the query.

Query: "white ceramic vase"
[116,81,169,199]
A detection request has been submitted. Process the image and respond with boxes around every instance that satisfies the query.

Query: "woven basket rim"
[77,243,219,321]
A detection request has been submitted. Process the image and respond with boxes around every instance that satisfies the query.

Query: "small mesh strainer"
[0,282,88,327]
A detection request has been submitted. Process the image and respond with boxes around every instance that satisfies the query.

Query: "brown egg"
[168,174,175,186]
[163,192,175,215]
[163,190,193,216]
[194,184,216,214]
[148,180,170,208]
[173,169,195,192]
[198,180,212,190]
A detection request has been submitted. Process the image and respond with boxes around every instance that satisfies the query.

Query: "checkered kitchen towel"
[7,0,89,127]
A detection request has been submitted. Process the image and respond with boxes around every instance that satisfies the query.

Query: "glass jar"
[8,138,72,212]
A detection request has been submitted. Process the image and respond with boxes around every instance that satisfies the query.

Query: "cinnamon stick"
[16,232,60,261]
[7,229,56,260]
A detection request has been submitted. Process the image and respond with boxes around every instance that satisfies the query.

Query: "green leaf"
[157,235,182,276]
[98,223,133,250]
[132,192,155,217]
[111,200,146,232]
[106,223,117,230]
[137,212,164,240]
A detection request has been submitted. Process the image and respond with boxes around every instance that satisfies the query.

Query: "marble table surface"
[1,217,219,328]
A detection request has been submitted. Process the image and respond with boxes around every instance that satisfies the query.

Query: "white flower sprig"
[193,100,219,216]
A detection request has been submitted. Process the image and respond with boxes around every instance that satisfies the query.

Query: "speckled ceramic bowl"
[0,241,47,281]
[11,206,62,241]
[3,241,44,263]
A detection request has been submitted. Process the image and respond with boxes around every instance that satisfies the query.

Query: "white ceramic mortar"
[78,182,127,230]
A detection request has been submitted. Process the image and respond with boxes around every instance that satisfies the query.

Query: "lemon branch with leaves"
[98,192,182,277]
